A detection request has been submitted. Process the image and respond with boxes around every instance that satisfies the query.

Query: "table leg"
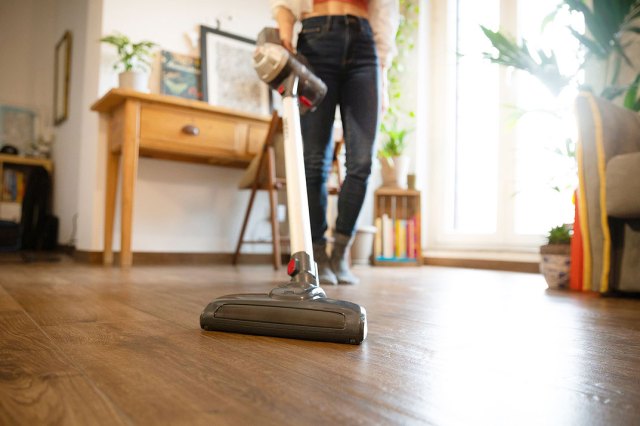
[120,100,141,267]
[104,150,119,265]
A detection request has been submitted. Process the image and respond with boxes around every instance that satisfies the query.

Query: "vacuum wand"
[253,29,327,261]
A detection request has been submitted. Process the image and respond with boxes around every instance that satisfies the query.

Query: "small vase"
[119,71,149,92]
[379,155,410,188]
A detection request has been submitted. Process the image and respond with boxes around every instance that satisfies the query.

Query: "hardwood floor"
[1,256,639,425]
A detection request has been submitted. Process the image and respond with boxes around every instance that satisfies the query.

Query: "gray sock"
[330,233,359,285]
[313,241,337,285]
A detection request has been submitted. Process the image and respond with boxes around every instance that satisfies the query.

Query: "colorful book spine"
[570,190,584,291]
[415,212,421,259]
[382,214,394,259]
[407,218,415,259]
[16,172,25,203]
[374,217,382,259]
[1,170,26,202]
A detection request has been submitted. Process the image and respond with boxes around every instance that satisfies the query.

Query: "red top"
[314,0,368,10]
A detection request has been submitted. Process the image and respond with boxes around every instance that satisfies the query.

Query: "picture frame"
[54,31,72,126]
[0,105,35,154]
[200,26,270,116]
[160,50,203,100]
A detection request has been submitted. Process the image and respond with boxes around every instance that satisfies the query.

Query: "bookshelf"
[0,154,53,222]
[373,187,422,266]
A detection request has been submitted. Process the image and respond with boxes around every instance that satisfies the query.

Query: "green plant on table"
[100,33,157,73]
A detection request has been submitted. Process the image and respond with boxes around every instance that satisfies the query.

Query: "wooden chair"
[233,112,344,270]
[233,112,285,269]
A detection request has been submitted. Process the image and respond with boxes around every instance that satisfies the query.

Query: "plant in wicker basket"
[540,224,572,289]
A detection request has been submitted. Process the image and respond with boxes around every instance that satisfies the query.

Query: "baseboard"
[71,249,539,273]
[72,250,285,265]
[423,256,540,273]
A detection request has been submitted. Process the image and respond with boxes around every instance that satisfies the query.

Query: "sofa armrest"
[606,152,640,219]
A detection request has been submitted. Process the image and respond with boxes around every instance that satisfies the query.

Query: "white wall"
[52,0,99,248]
[0,0,55,134]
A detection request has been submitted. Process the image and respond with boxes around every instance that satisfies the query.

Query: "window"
[430,0,580,251]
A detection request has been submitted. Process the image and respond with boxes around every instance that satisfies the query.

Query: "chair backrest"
[237,111,344,192]
[238,112,284,189]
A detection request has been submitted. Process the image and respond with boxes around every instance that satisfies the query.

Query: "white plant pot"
[119,71,149,93]
[379,155,410,188]
[350,225,377,265]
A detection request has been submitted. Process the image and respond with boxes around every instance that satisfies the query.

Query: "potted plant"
[481,1,640,108]
[100,33,157,92]
[378,120,411,188]
[378,0,420,189]
[540,224,572,289]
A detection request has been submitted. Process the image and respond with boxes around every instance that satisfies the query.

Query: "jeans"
[297,15,380,242]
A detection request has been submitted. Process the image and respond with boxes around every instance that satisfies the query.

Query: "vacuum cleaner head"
[200,293,367,344]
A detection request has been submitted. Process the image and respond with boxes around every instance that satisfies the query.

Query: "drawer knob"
[181,124,200,136]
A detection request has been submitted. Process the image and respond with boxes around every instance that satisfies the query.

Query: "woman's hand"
[275,6,296,52]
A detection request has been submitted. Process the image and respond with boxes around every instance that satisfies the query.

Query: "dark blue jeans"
[297,15,380,243]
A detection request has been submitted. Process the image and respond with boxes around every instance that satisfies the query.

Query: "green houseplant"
[378,119,412,188]
[482,0,640,106]
[100,33,157,92]
[378,0,419,188]
[540,224,572,288]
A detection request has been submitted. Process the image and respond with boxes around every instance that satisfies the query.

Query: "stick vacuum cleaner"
[199,29,367,345]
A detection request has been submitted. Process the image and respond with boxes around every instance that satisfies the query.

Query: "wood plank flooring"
[1,256,640,425]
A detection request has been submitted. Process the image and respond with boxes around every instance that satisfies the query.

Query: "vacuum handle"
[282,95,314,262]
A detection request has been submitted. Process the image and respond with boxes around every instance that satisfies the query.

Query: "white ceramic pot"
[118,71,149,92]
[379,155,410,188]
[350,225,377,265]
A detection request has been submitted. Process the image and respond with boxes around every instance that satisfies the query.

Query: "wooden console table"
[91,89,270,267]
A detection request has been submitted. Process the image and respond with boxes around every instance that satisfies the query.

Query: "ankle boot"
[330,233,359,285]
[313,241,337,285]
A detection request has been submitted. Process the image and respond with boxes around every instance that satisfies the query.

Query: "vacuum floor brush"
[199,28,367,344]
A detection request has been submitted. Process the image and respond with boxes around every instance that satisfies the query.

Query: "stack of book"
[0,169,25,222]
[374,214,420,262]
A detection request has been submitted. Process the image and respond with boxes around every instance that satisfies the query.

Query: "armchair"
[575,92,640,293]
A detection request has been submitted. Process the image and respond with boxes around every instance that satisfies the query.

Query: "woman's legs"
[298,15,380,284]
[335,61,379,238]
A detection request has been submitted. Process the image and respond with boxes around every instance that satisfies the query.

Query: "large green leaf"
[564,0,640,65]
[481,26,571,96]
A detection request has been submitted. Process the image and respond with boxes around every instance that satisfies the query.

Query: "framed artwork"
[160,51,203,100]
[200,26,270,116]
[0,105,35,154]
[54,31,72,126]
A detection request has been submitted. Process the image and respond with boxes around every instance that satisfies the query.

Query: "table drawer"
[247,123,269,155]
[140,105,246,156]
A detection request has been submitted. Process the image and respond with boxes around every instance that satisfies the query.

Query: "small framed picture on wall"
[54,31,72,126]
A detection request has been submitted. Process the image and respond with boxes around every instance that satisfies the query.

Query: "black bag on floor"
[20,166,52,250]
[0,220,20,251]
